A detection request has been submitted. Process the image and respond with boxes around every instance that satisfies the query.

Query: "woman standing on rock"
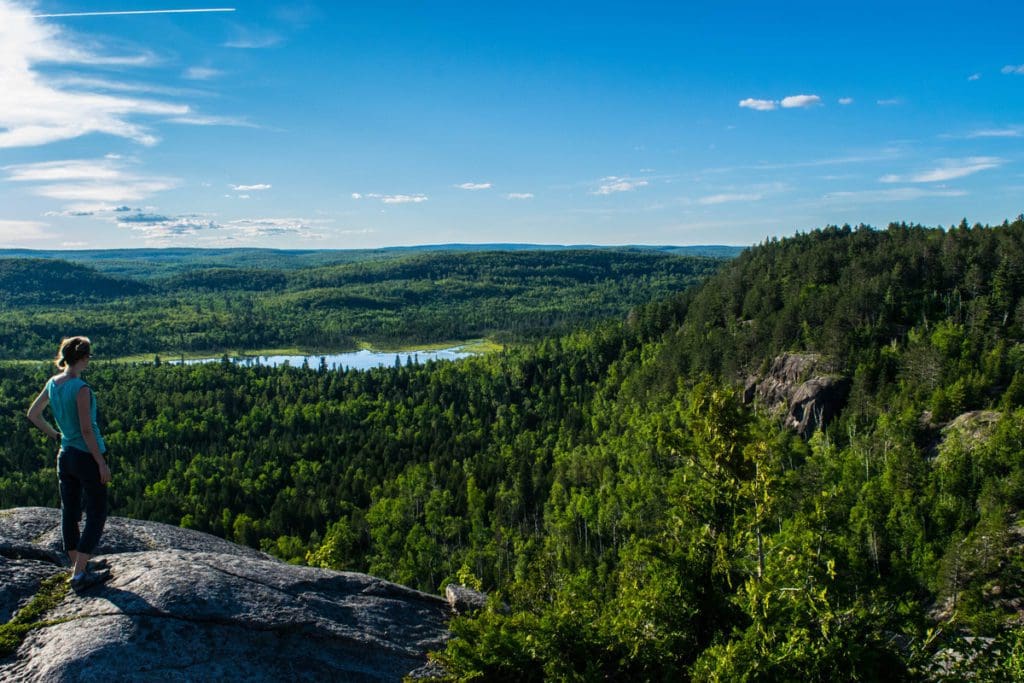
[27,336,111,590]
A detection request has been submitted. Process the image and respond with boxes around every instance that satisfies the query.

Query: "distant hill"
[0,258,149,304]
[0,244,743,280]
[0,248,726,359]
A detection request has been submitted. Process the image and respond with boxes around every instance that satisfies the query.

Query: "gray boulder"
[0,507,450,682]
[445,584,488,615]
[744,353,849,437]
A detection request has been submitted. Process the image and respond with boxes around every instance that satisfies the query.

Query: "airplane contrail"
[33,8,236,18]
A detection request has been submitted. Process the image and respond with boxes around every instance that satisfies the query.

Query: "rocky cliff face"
[0,507,450,682]
[743,353,850,437]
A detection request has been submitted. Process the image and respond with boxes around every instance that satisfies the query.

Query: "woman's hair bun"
[56,336,92,369]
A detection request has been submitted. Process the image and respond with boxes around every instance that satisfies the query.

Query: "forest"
[0,248,721,359]
[2,219,1024,680]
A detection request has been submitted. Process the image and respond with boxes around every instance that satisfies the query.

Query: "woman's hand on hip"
[98,460,112,485]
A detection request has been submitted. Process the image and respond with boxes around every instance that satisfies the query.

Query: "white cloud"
[780,94,822,108]
[115,214,326,242]
[0,219,53,243]
[455,182,492,190]
[0,1,242,149]
[4,160,123,182]
[32,180,177,202]
[225,218,325,238]
[230,183,272,191]
[224,28,282,49]
[1002,65,1024,75]
[966,127,1022,138]
[880,157,1002,183]
[739,98,777,111]
[167,115,257,128]
[51,76,205,98]
[183,66,222,81]
[4,157,178,204]
[353,193,429,204]
[838,97,854,105]
[379,194,428,204]
[506,193,534,200]
[698,192,763,205]
[968,73,982,81]
[823,188,968,202]
[592,176,648,195]
[877,98,903,106]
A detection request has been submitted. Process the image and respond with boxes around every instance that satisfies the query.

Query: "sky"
[0,1,1022,250]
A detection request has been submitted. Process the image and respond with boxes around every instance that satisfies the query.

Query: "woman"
[27,336,112,590]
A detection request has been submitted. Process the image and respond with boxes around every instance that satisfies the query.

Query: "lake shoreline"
[110,338,502,364]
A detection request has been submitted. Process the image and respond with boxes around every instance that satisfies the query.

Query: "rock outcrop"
[744,353,850,437]
[0,507,450,682]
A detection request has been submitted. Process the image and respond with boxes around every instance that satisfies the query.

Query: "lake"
[172,346,474,371]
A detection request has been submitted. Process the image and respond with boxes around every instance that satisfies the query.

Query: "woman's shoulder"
[50,374,86,389]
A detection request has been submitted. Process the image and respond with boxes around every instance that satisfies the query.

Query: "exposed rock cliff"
[743,353,850,437]
[0,507,450,682]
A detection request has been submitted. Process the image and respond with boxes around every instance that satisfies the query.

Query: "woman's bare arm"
[77,386,111,485]
[27,388,60,441]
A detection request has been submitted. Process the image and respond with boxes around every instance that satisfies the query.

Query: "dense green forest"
[3,220,1024,679]
[0,244,742,281]
[0,249,722,359]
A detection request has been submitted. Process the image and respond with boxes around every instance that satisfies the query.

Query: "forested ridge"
[0,249,720,359]
[3,220,1024,679]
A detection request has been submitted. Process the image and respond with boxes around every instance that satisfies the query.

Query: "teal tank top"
[47,376,106,454]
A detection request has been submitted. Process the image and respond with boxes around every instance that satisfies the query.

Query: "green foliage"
[0,249,723,359]
[4,219,1024,678]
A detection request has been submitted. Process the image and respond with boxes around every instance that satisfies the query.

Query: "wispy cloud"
[51,75,207,98]
[1002,65,1024,75]
[880,157,1002,183]
[4,159,123,182]
[968,73,982,81]
[0,219,53,243]
[966,127,1023,138]
[166,115,257,128]
[739,98,777,111]
[823,187,968,202]
[4,157,178,205]
[698,192,764,205]
[506,193,534,200]
[183,66,222,81]
[592,176,648,195]
[877,98,904,106]
[699,147,905,176]
[0,1,236,148]
[116,213,325,242]
[455,182,492,190]
[230,183,272,191]
[781,94,821,108]
[224,27,282,49]
[352,193,429,204]
[838,97,854,105]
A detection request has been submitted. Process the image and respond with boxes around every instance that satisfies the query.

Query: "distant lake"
[172,346,474,371]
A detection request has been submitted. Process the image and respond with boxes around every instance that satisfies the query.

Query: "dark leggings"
[58,446,107,555]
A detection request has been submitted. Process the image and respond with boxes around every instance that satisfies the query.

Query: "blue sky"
[0,1,1021,249]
